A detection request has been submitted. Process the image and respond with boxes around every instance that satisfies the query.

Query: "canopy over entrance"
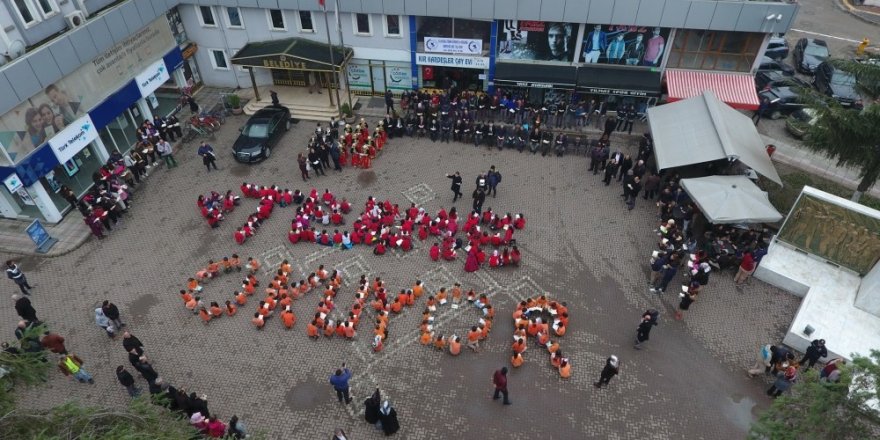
[680,175,782,224]
[665,69,760,110]
[647,90,782,186]
[231,38,353,72]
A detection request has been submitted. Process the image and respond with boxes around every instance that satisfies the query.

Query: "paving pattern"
[2,112,800,439]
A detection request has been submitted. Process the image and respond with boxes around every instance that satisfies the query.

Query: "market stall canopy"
[647,90,782,186]
[665,69,760,110]
[680,175,783,224]
[231,38,353,72]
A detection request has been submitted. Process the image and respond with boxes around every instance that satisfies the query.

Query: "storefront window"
[416,17,491,53]
[99,109,138,154]
[667,30,764,72]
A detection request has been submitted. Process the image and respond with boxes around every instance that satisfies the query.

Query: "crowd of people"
[419,284,494,356]
[379,88,640,157]
[298,117,389,179]
[510,297,571,378]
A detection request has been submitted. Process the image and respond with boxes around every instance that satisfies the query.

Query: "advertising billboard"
[582,24,670,67]
[497,20,576,62]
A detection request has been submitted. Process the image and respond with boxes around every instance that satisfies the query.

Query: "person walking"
[156,138,178,168]
[40,331,68,354]
[95,306,116,338]
[472,187,486,214]
[377,400,400,435]
[491,367,511,405]
[197,142,218,172]
[446,172,463,202]
[633,313,656,349]
[13,294,38,322]
[6,260,33,295]
[800,339,828,370]
[364,388,382,425]
[753,97,769,125]
[116,365,141,397]
[487,166,502,198]
[594,355,620,388]
[102,300,124,329]
[329,363,353,404]
[58,353,94,384]
[747,344,776,378]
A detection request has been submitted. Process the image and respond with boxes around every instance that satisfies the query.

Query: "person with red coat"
[489,250,502,268]
[331,210,344,225]
[511,246,521,266]
[288,229,301,244]
[429,221,441,236]
[501,247,511,266]
[281,189,293,207]
[514,214,526,230]
[400,234,413,251]
[503,225,514,244]
[235,228,247,245]
[340,199,351,214]
[429,243,441,261]
[318,230,332,246]
[418,225,429,241]
[464,246,480,272]
[442,245,457,261]
[223,196,235,213]
[332,230,343,247]
[322,189,335,206]
[373,240,387,255]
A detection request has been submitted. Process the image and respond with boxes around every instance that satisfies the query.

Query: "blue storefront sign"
[26,219,57,253]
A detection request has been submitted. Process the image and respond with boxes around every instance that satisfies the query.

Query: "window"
[667,30,764,73]
[225,7,243,28]
[13,0,38,25]
[198,6,216,27]
[298,11,314,32]
[384,15,400,37]
[210,49,229,70]
[36,0,58,17]
[354,13,371,35]
[268,9,286,31]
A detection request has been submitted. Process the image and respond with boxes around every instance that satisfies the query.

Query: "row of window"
[197,6,401,37]
[12,0,60,28]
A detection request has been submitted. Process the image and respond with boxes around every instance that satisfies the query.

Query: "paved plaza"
[2,114,800,439]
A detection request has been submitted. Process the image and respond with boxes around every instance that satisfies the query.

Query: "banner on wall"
[0,17,176,162]
[424,37,482,55]
[496,20,576,62]
[416,53,490,70]
[346,63,372,89]
[581,24,670,67]
[48,115,98,165]
[135,59,170,97]
[385,65,412,90]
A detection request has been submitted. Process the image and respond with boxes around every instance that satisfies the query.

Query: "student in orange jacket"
[511,351,524,368]
[234,290,247,306]
[559,359,572,378]
[281,306,296,329]
[209,302,223,318]
[225,300,237,316]
[412,280,424,298]
[448,336,462,355]
[252,313,265,329]
[307,320,320,338]
[434,334,447,351]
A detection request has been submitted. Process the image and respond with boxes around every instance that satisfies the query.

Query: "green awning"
[231,38,353,72]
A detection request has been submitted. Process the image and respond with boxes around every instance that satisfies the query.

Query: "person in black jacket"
[308,148,325,177]
[633,313,656,349]
[134,357,159,383]
[446,172,463,202]
[122,331,144,356]
[594,355,620,388]
[378,400,400,435]
[617,154,633,182]
[102,300,124,329]
[364,388,381,425]
[13,295,38,322]
[800,339,828,369]
[116,365,141,397]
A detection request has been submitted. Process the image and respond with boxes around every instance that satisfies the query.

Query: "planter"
[232,107,243,115]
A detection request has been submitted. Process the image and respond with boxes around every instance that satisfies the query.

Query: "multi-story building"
[0,0,798,223]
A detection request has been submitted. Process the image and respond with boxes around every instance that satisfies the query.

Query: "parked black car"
[757,56,795,76]
[813,61,864,109]
[232,106,292,163]
[792,38,829,74]
[755,71,809,91]
[764,36,790,60]
[758,87,805,119]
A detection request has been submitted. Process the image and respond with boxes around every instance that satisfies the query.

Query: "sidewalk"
[839,0,880,26]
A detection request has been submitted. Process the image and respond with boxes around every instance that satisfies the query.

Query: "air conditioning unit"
[65,11,86,29]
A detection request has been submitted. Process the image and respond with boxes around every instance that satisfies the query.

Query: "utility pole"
[334,0,353,112]
[322,1,341,116]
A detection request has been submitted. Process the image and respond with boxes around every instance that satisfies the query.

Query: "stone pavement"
[1,111,803,439]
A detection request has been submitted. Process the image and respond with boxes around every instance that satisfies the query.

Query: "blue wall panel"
[15,145,60,187]
[0,73,17,115]
[27,47,63,87]
[86,18,115,54]
[4,60,42,101]
[68,27,99,66]
[119,0,144,29]
[49,38,83,76]
[89,80,141,130]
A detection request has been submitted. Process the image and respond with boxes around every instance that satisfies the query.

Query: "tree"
[749,351,880,439]
[801,58,880,202]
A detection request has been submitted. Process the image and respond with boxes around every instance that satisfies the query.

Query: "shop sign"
[48,115,98,164]
[584,87,654,97]
[262,59,307,69]
[415,53,489,70]
[515,81,553,88]
[3,173,23,192]
[182,43,198,59]
[385,65,412,90]
[346,63,371,88]
[135,59,170,97]
[424,37,482,55]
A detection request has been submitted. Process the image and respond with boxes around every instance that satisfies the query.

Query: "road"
[786,0,877,57]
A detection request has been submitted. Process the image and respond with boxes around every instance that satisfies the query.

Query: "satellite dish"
[7,40,25,59]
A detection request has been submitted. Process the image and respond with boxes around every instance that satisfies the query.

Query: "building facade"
[0,0,798,223]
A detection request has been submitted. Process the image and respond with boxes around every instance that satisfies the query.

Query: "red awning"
[665,69,760,110]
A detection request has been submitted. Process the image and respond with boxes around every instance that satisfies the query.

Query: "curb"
[836,0,880,27]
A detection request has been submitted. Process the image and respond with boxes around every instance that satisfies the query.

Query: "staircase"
[243,89,358,122]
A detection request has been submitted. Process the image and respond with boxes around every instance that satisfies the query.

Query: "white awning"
[680,175,783,224]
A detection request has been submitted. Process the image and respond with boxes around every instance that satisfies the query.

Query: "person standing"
[385,89,394,114]
[633,313,656,349]
[308,148,325,177]
[748,344,776,378]
[446,172,463,202]
[297,153,310,181]
[134,356,159,384]
[329,363,353,404]
[116,365,141,397]
[377,400,400,435]
[753,97,769,126]
[102,300,125,329]
[40,331,68,354]
[58,353,94,384]
[594,355,620,388]
[491,367,511,405]
[156,138,178,169]
[13,294,38,322]
[800,339,828,370]
[122,331,144,356]
[486,166,502,198]
[734,251,756,286]
[197,142,218,172]
[329,139,342,171]
[624,176,642,210]
[6,260,33,295]
[472,187,486,214]
[270,90,280,106]
[642,171,661,200]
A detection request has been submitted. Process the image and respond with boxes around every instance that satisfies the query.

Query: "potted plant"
[227,94,242,115]
[340,102,355,124]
